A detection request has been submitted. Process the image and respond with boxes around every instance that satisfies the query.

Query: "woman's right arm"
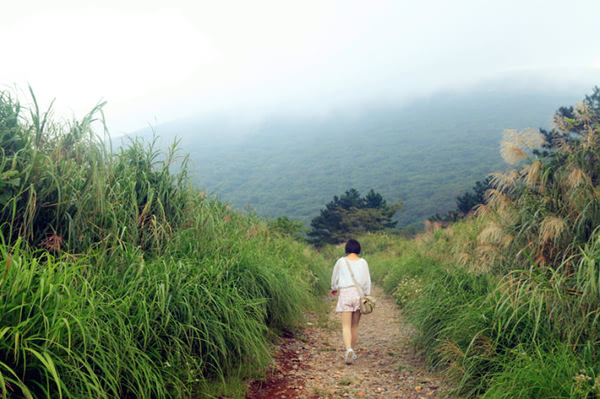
[362,259,371,295]
[331,259,340,294]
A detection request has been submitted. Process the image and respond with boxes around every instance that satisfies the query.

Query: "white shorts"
[335,286,361,313]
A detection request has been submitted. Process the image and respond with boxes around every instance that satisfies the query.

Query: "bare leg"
[341,312,353,350]
[351,311,361,349]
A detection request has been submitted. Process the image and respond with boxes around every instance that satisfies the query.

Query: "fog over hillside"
[132,78,590,230]
[140,70,597,143]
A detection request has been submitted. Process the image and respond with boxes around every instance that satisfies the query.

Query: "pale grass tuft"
[424,220,434,233]
[425,220,446,234]
[476,222,511,272]
[444,224,455,238]
[500,128,545,165]
[539,216,566,243]
[424,220,450,233]
[574,101,594,124]
[456,250,474,267]
[554,113,571,133]
[554,136,573,154]
[580,126,598,150]
[500,142,527,165]
[510,168,521,180]
[444,226,455,238]
[413,234,427,245]
[478,223,505,245]
[489,171,518,192]
[522,161,542,187]
[478,225,514,252]
[565,167,589,189]
[504,233,515,248]
[521,127,545,148]
[486,188,512,211]
[470,260,492,274]
[476,243,498,261]
[497,208,515,225]
[503,128,544,148]
[474,203,492,217]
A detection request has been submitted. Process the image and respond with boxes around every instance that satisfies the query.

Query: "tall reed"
[366,223,600,397]
[364,90,600,395]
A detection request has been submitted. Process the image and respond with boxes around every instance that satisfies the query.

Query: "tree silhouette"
[307,188,402,246]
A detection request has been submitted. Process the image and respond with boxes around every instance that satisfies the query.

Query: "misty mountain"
[133,85,585,230]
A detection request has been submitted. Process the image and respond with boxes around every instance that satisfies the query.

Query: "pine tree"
[307,188,402,246]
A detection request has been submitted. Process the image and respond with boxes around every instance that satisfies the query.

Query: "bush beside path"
[247,284,453,398]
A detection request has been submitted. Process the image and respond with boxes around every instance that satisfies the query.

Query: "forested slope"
[137,87,582,230]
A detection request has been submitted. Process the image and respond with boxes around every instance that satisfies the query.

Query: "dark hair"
[345,239,361,255]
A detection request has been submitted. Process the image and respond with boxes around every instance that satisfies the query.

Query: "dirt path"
[247,285,452,398]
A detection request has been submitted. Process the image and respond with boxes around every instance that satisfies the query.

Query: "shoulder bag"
[344,257,376,314]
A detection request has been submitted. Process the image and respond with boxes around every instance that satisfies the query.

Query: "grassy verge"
[359,95,600,397]
[0,89,330,398]
[361,223,600,398]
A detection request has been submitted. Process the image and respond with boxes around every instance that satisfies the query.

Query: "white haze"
[2,0,600,135]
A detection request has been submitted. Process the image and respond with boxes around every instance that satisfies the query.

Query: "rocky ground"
[247,285,454,398]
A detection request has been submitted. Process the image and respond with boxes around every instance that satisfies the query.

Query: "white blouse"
[331,257,371,295]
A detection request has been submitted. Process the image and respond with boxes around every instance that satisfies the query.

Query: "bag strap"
[344,257,365,298]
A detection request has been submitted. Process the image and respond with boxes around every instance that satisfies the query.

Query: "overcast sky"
[2,0,599,134]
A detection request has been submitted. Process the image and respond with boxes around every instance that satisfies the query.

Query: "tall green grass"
[365,226,600,397]
[0,89,330,397]
[359,93,600,397]
[363,222,600,397]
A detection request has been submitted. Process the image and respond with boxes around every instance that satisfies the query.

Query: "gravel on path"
[247,285,454,399]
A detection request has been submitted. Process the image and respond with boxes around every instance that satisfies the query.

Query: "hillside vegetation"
[360,90,600,397]
[0,90,329,398]
[140,88,582,230]
[4,83,594,397]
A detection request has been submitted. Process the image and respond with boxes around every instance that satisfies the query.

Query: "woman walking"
[330,239,371,364]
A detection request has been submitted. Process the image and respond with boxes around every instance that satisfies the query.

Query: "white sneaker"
[345,349,355,364]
